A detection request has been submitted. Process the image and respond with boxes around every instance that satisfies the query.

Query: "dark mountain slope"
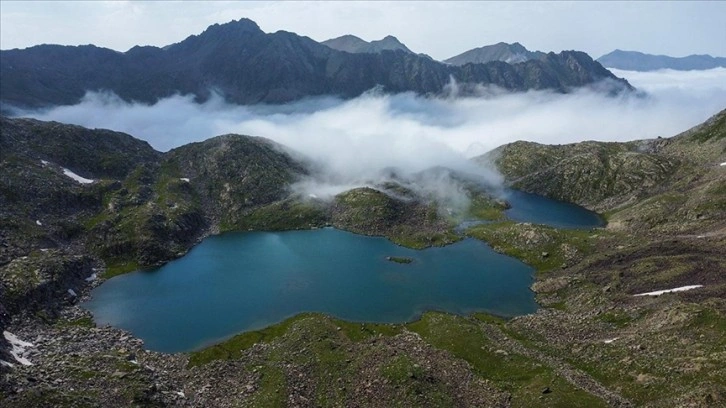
[1,19,631,109]
[454,51,622,93]
[1,117,159,179]
[0,117,160,263]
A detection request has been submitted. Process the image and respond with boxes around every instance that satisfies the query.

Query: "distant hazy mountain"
[322,34,413,54]
[0,18,631,109]
[597,50,726,71]
[445,42,546,66]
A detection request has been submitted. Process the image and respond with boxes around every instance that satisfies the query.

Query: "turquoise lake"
[83,191,602,353]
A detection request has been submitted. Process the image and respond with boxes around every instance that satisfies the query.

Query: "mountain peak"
[322,34,413,54]
[445,42,545,66]
[204,18,263,36]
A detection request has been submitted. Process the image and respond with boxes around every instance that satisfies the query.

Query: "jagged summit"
[203,18,263,35]
[445,42,546,66]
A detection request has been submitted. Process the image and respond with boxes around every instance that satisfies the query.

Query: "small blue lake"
[83,190,602,353]
[505,189,604,229]
[84,230,537,353]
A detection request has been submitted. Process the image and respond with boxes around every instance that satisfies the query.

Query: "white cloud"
[13,69,726,199]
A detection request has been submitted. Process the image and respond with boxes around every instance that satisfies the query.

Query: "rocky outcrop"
[0,252,95,318]
[163,135,307,226]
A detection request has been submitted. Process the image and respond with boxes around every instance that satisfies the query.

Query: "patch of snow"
[62,168,94,184]
[40,160,49,166]
[3,331,34,366]
[180,178,190,182]
[67,288,77,297]
[36,220,42,226]
[174,391,186,398]
[1,359,13,368]
[308,193,318,199]
[40,248,49,252]
[85,273,97,282]
[603,337,619,344]
[634,285,703,297]
[720,162,726,166]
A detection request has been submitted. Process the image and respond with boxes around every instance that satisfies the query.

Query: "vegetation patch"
[231,199,328,232]
[102,259,141,279]
[466,192,508,221]
[466,221,600,272]
[407,312,608,407]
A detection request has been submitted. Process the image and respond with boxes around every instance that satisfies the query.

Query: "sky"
[1,1,725,60]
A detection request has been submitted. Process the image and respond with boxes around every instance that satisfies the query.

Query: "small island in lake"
[386,256,414,264]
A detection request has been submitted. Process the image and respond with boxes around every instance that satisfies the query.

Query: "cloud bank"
[13,68,726,199]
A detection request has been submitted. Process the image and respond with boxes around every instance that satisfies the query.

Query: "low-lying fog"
[12,68,726,200]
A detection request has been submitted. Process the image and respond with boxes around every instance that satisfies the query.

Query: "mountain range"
[0,18,631,110]
[597,49,726,71]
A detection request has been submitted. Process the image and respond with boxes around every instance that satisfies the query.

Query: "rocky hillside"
[445,42,545,66]
[476,109,726,233]
[321,35,414,54]
[1,19,631,110]
[476,140,681,212]
[598,49,726,71]
[162,135,308,226]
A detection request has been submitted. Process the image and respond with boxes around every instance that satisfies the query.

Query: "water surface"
[505,189,604,228]
[85,229,537,352]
